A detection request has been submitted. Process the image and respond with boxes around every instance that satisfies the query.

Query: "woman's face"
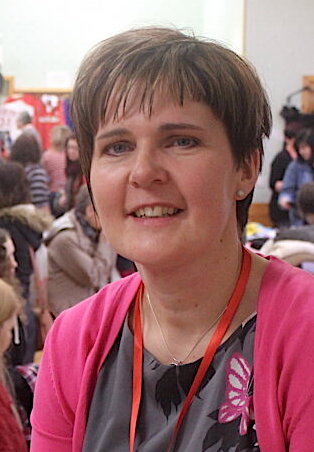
[66,138,79,161]
[299,143,313,161]
[90,98,257,268]
[4,238,17,278]
[0,312,16,354]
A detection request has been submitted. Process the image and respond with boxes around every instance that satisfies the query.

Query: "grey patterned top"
[83,314,259,452]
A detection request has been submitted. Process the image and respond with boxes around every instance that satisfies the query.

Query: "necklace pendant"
[171,358,182,366]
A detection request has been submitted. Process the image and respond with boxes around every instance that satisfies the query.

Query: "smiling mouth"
[132,206,182,218]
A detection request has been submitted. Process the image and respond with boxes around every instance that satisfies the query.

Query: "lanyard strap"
[130,247,251,452]
[130,283,144,452]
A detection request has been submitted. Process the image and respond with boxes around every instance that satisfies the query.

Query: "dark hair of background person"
[10,133,41,166]
[297,182,314,216]
[283,121,304,140]
[65,133,82,178]
[295,128,314,164]
[0,162,31,208]
[16,111,32,126]
[71,27,272,234]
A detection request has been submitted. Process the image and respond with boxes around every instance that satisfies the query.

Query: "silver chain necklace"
[146,291,228,366]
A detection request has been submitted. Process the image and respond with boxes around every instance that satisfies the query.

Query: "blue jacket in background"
[279,160,313,225]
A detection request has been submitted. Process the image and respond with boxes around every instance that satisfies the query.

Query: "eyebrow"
[96,123,204,141]
[96,128,129,141]
[159,122,204,132]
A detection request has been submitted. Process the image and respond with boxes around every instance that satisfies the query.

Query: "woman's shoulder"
[258,257,314,318]
[262,256,313,289]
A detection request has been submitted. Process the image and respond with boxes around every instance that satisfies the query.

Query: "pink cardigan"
[30,257,314,451]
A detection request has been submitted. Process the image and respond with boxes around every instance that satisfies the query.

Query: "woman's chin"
[122,246,179,270]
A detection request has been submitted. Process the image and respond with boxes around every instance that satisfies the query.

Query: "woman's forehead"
[100,68,211,118]
[101,85,206,130]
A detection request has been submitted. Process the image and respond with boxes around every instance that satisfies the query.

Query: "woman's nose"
[128,147,168,188]
[10,255,18,271]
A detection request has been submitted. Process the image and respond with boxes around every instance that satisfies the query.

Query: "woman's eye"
[104,142,133,156]
[170,137,199,148]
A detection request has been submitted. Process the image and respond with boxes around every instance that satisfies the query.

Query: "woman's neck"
[135,247,268,365]
[137,241,243,333]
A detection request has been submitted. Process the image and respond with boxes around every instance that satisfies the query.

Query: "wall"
[0,0,204,88]
[5,0,310,204]
[0,0,243,89]
[203,0,244,53]
[245,0,314,202]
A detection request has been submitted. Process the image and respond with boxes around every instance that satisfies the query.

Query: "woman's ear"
[235,149,260,200]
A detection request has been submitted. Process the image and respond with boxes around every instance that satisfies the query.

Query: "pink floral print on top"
[218,353,254,435]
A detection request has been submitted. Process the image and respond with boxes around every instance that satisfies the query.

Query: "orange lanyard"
[130,247,251,452]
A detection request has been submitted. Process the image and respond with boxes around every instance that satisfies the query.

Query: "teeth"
[134,206,179,218]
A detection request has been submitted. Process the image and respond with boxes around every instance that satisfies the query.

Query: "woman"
[10,133,50,212]
[0,228,38,445]
[0,279,28,452]
[279,128,314,226]
[31,28,314,451]
[0,162,53,362]
[0,227,26,364]
[0,228,17,281]
[41,125,71,217]
[52,134,85,216]
[64,134,85,209]
[45,185,117,317]
[268,122,301,228]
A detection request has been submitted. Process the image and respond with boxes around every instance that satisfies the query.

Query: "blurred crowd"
[0,113,135,449]
[1,109,314,448]
[268,122,314,228]
[247,121,314,271]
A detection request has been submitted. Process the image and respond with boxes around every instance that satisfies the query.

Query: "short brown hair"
[0,162,31,208]
[50,125,71,151]
[72,27,272,232]
[297,182,314,216]
[10,133,41,165]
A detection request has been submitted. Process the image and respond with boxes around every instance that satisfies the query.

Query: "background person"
[0,279,28,452]
[31,27,314,452]
[268,122,302,228]
[279,127,314,226]
[41,125,71,217]
[16,111,42,150]
[63,133,85,210]
[0,228,38,446]
[45,185,118,317]
[9,133,50,213]
[260,183,314,271]
[51,133,85,216]
[0,228,18,281]
[0,162,52,362]
[0,227,26,365]
[297,181,314,225]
